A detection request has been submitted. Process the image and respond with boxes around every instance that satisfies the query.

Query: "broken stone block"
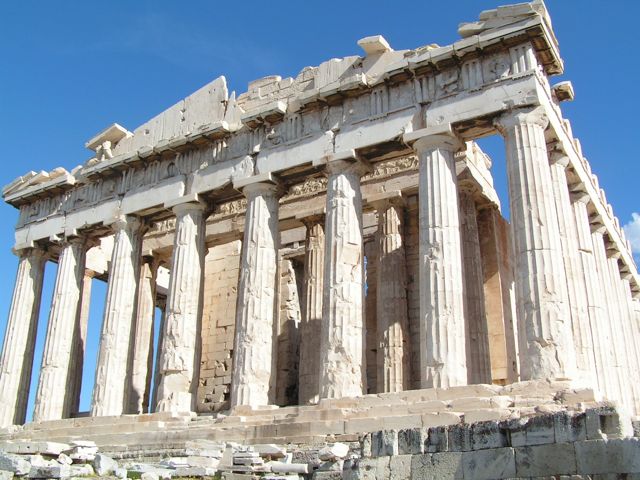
[0,471,13,480]
[426,426,449,453]
[173,466,217,477]
[318,443,349,461]
[69,464,94,477]
[471,421,507,450]
[524,414,556,445]
[56,453,73,465]
[397,428,425,455]
[268,461,309,474]
[252,444,286,459]
[585,406,634,439]
[360,434,372,457]
[140,473,159,480]
[0,452,31,475]
[0,442,70,456]
[92,454,118,476]
[371,430,398,457]
[27,463,71,479]
[554,411,587,443]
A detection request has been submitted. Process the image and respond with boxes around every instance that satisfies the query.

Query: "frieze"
[11,41,545,232]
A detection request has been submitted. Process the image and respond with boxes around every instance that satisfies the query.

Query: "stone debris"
[317,443,349,462]
[92,453,118,476]
[0,407,638,478]
[0,438,311,479]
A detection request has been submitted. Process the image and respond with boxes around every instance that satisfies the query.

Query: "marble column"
[414,132,467,388]
[0,248,46,427]
[549,152,596,386]
[374,199,410,393]
[128,256,158,414]
[91,216,145,417]
[606,249,638,411]
[33,237,88,422]
[319,157,367,399]
[495,107,576,381]
[591,227,625,407]
[570,194,611,398]
[459,189,491,385]
[156,202,207,412]
[231,180,280,407]
[622,278,640,414]
[68,273,92,416]
[298,215,325,405]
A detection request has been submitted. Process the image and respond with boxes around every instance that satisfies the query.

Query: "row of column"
[2,104,639,426]
[0,200,208,425]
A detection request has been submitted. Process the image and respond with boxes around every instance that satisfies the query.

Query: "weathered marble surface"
[319,158,367,399]
[33,238,87,422]
[414,131,467,389]
[231,181,281,407]
[155,203,207,413]
[0,249,45,427]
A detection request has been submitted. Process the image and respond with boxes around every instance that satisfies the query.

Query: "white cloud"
[623,212,640,257]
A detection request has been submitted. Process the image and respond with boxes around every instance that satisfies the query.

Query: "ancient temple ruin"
[1,1,639,478]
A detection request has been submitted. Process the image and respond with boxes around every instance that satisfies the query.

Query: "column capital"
[51,233,95,250]
[569,183,590,205]
[548,149,570,168]
[171,201,208,217]
[494,106,549,133]
[590,217,606,235]
[315,150,371,177]
[107,214,148,234]
[234,172,284,198]
[11,245,48,261]
[299,213,325,228]
[404,124,463,153]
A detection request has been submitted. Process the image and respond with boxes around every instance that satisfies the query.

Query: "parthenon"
[1,1,640,478]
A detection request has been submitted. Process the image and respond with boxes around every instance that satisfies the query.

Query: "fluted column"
[570,194,611,398]
[91,216,146,417]
[591,228,626,407]
[459,189,491,385]
[0,248,46,427]
[495,107,576,381]
[68,273,92,416]
[319,157,367,399]
[622,279,640,413]
[128,256,158,414]
[607,252,640,414]
[33,237,88,422]
[373,199,410,393]
[549,152,596,386]
[413,132,467,388]
[298,215,325,405]
[231,180,280,407]
[156,203,207,412]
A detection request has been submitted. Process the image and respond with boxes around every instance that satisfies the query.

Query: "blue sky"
[1,1,639,417]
